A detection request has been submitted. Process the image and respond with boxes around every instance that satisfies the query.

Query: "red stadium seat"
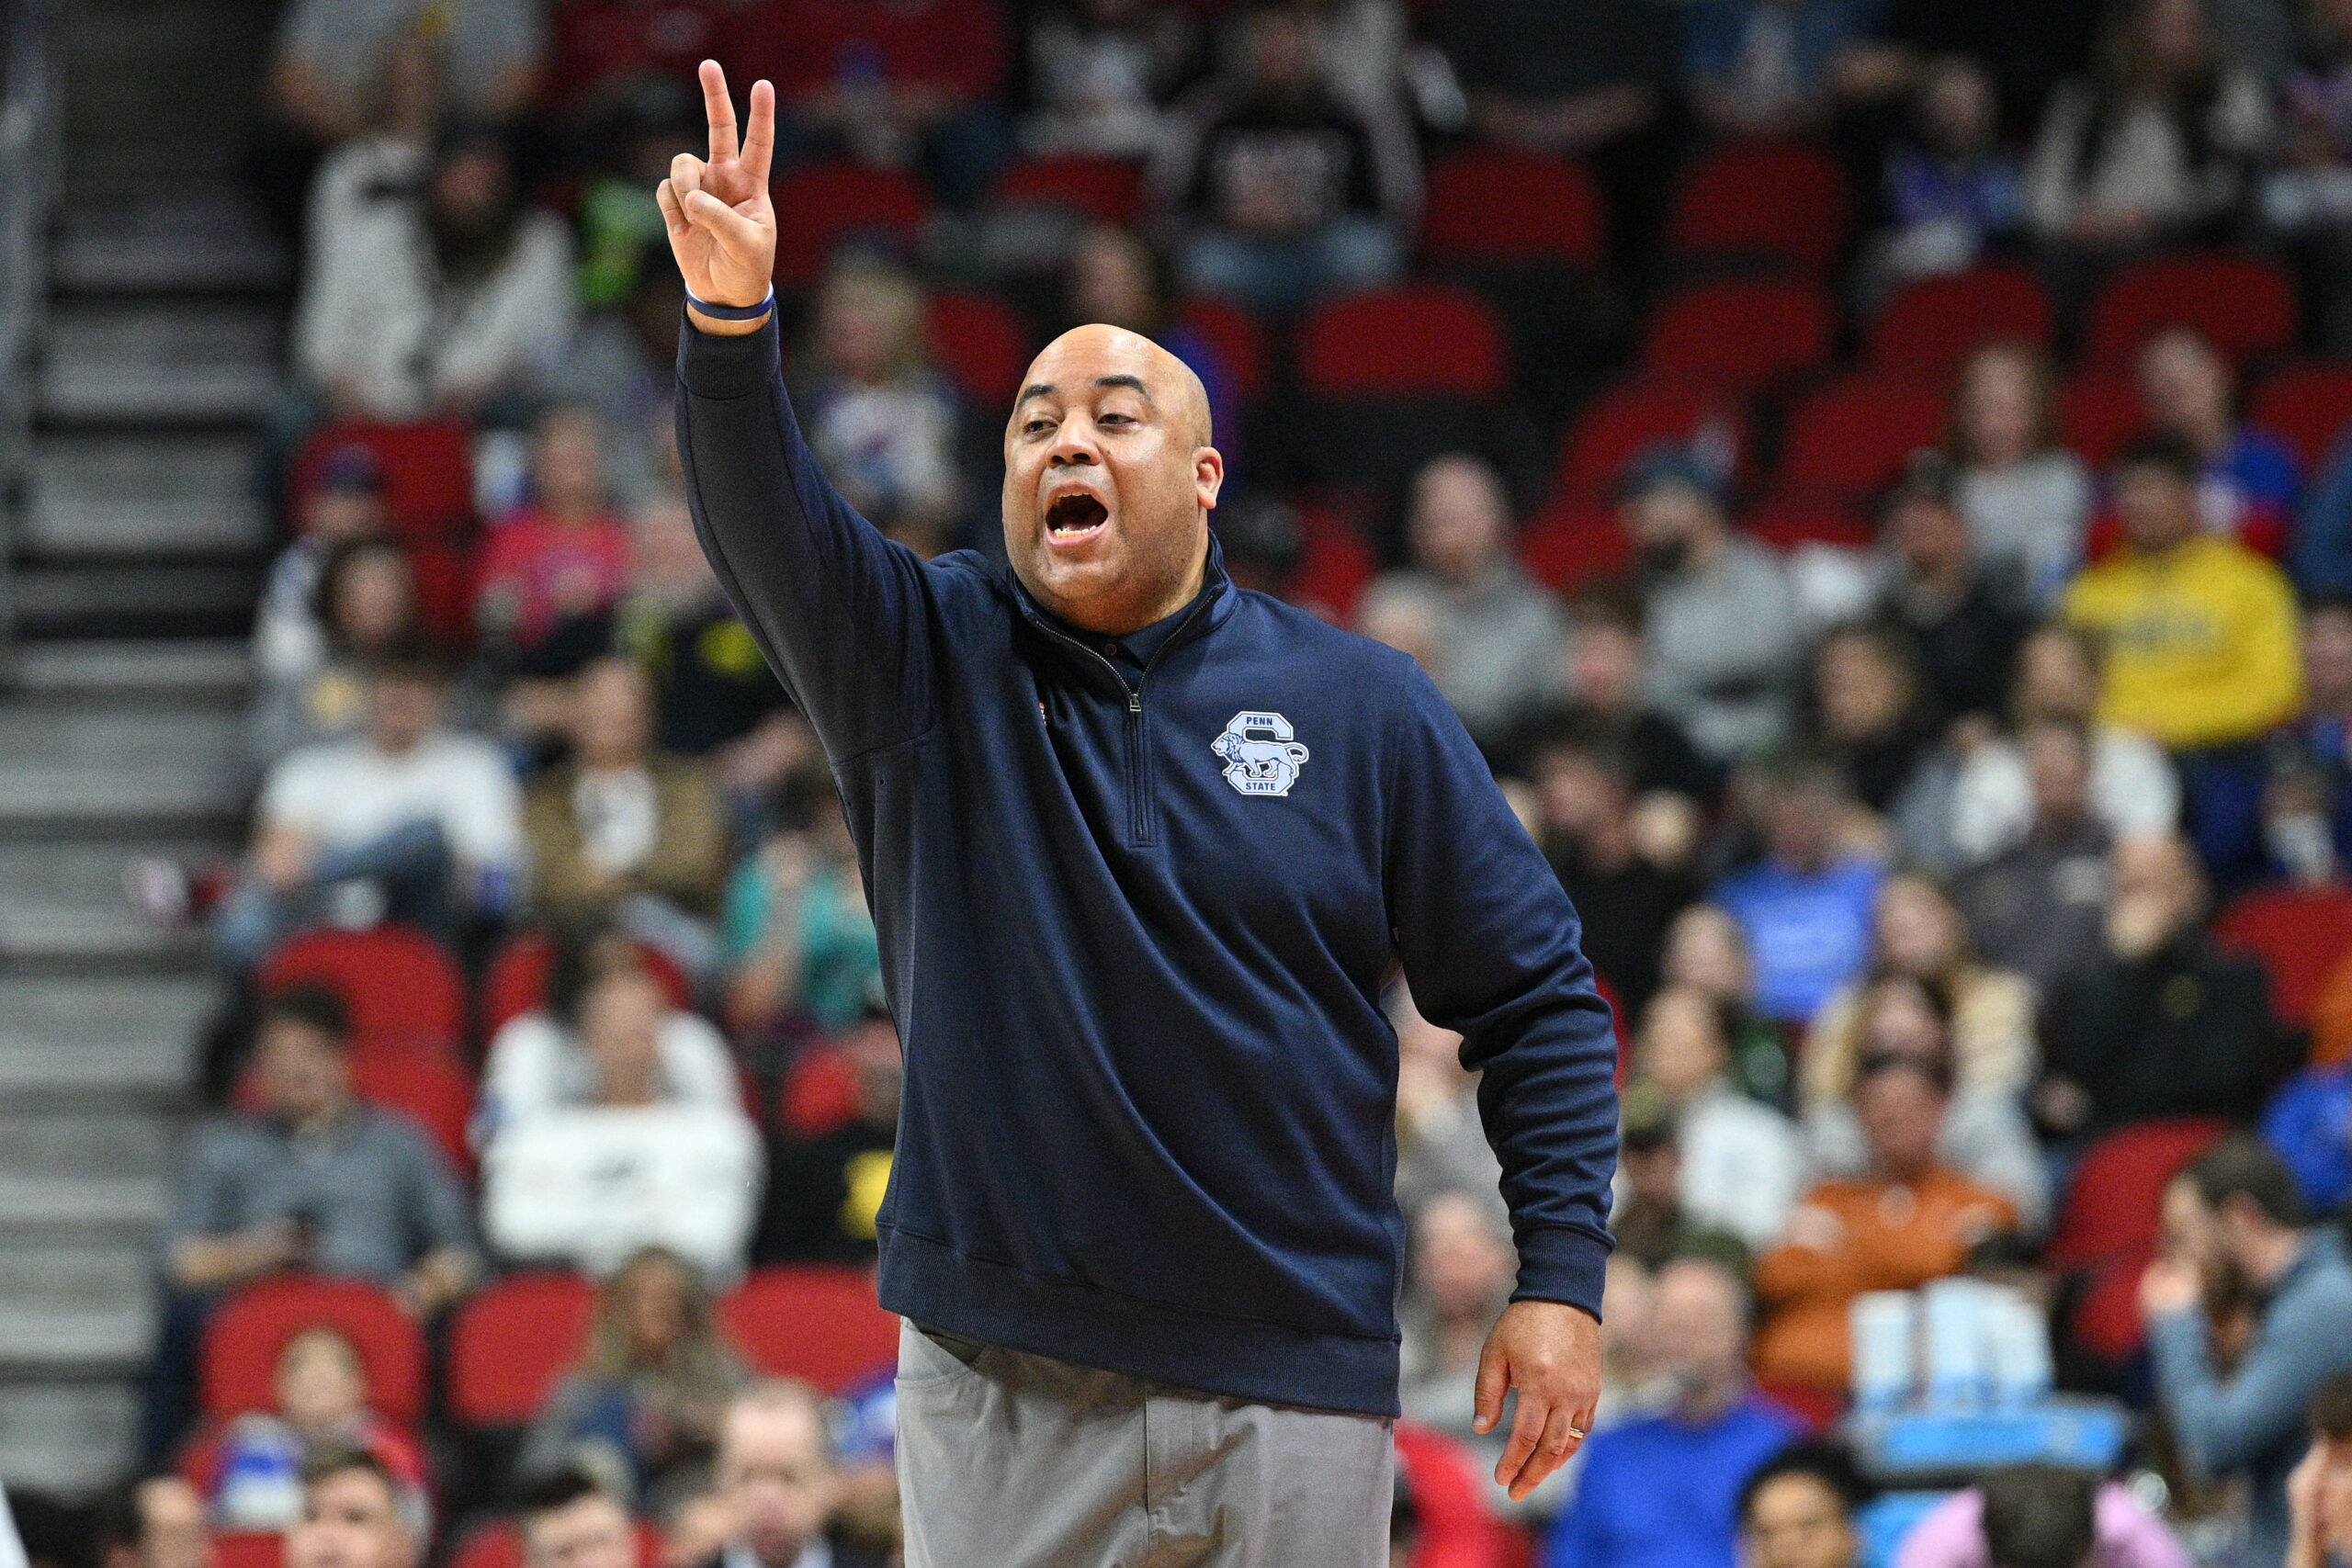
[288,419,473,538]
[214,1536,286,1568]
[2249,359,2352,473]
[1744,489,1874,552]
[993,155,1144,224]
[1665,140,1849,276]
[1174,296,1268,406]
[2214,885,2352,1030]
[1775,373,1950,496]
[2057,369,2147,471]
[1419,148,1606,272]
[719,1266,900,1393]
[1640,277,1836,394]
[347,1049,476,1177]
[2043,1118,2229,1362]
[1551,375,1751,496]
[779,1044,861,1138]
[1297,285,1510,401]
[1866,264,2053,373]
[1521,495,1634,593]
[447,1271,597,1427]
[404,533,481,651]
[203,1276,427,1427]
[2084,249,2299,370]
[1283,502,1381,623]
[259,925,467,1061]
[925,290,1034,406]
[769,163,930,290]
[480,928,694,1039]
[1393,1422,1514,1567]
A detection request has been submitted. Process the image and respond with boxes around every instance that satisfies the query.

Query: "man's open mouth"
[1046,492,1109,540]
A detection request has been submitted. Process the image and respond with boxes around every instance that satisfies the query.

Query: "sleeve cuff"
[676,307,782,400]
[1510,1224,1612,1319]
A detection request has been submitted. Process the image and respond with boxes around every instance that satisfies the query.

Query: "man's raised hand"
[657,60,777,331]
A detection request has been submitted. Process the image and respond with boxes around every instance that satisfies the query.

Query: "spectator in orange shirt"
[1752,1054,2018,1393]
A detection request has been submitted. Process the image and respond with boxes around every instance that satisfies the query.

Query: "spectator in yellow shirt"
[2065,434,2301,883]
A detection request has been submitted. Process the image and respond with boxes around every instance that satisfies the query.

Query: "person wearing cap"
[1617,445,1804,765]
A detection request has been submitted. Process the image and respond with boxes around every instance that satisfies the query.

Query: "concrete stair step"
[11,639,251,701]
[0,836,228,968]
[0,704,243,827]
[26,434,267,558]
[51,191,290,296]
[0,1380,138,1492]
[39,302,280,424]
[8,562,263,640]
[0,1239,157,1369]
[0,975,209,1104]
[0,1107,177,1198]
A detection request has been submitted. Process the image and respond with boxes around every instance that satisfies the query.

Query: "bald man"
[661,61,1619,1567]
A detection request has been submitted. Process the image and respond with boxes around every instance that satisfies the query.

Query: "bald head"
[1001,322,1224,636]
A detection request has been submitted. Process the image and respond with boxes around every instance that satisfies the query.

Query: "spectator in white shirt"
[1634,987,1806,1251]
[218,644,521,971]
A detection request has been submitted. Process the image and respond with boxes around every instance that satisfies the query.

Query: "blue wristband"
[685,286,775,321]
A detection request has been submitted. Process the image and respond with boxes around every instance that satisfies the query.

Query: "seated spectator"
[2286,1373,2352,1568]
[1357,454,1568,754]
[250,537,423,771]
[2036,833,2272,1139]
[2263,1055,2352,1215]
[1896,1461,2196,1568]
[755,1006,901,1264]
[1611,1086,1756,1275]
[1658,903,1793,1107]
[2258,598,2352,884]
[1543,1258,1804,1568]
[1951,718,2120,988]
[1868,54,2026,294]
[480,948,760,1276]
[2132,329,2301,560]
[1685,0,1878,141]
[513,1468,637,1568]
[1877,457,2034,728]
[723,767,882,1043]
[284,1449,426,1568]
[1622,448,1805,766]
[1059,225,1239,469]
[294,120,575,423]
[1712,754,1886,1026]
[218,645,522,971]
[1017,0,1199,159]
[2264,0,2352,350]
[480,928,740,1131]
[546,226,689,506]
[791,257,963,558]
[1799,974,2050,1235]
[1529,726,1699,1012]
[1753,1055,2018,1393]
[2024,0,2269,264]
[1810,623,1941,820]
[2143,1137,2352,1568]
[1393,985,1506,1219]
[188,1327,427,1530]
[1947,625,2181,869]
[729,0,1009,206]
[1634,990,1806,1251]
[613,493,810,798]
[269,0,543,149]
[253,446,391,699]
[523,658,728,970]
[97,1474,211,1568]
[1804,875,2036,1110]
[478,406,634,666]
[1949,344,2094,612]
[684,1382,886,1568]
[1144,0,1417,313]
[1737,1443,1870,1568]
[1541,588,1717,808]
[165,987,476,1312]
[520,1248,748,1502]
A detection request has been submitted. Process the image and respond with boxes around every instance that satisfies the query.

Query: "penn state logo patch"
[1212,711,1310,796]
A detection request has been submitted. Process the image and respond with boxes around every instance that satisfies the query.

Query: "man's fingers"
[1471,1340,1509,1435]
[1506,1405,1588,1502]
[684,187,764,257]
[670,152,707,200]
[741,78,776,184]
[1495,1382,1548,1490]
[655,178,690,238]
[700,59,738,164]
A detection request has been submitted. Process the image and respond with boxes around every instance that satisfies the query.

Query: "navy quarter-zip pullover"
[676,316,1617,1416]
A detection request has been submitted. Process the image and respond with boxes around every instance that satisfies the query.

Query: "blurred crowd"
[40,0,2352,1564]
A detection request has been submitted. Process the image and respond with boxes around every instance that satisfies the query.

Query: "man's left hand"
[1474,1298,1601,1501]
[2139,1255,2203,1319]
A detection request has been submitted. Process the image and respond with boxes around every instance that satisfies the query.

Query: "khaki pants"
[895,1319,1395,1568]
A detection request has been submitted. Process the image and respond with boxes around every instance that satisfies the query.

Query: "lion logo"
[1211,711,1310,797]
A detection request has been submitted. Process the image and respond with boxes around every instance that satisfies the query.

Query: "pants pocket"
[896,1317,990,1387]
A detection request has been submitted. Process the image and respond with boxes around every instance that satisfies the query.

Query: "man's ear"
[1195,446,1225,512]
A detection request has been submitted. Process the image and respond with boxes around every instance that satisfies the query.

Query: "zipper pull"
[1127,690,1142,714]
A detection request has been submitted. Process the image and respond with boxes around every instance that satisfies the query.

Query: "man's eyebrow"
[1094,374,1154,400]
[1016,383,1056,405]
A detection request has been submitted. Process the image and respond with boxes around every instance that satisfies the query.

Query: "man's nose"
[1049,422,1102,466]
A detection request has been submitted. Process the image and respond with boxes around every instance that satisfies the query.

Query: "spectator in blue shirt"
[1544,1257,1804,1568]
[2263,1065,2352,1215]
[1713,755,1886,1025]
[2138,328,2302,561]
